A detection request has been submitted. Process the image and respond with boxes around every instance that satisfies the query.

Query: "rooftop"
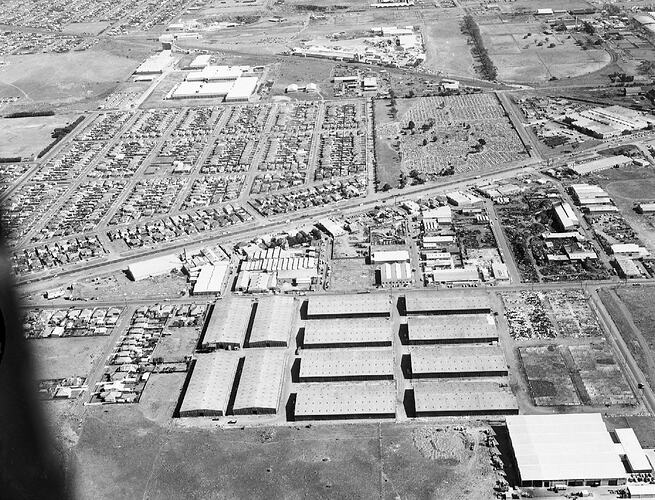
[202,299,253,348]
[299,348,394,379]
[294,382,396,417]
[233,349,287,412]
[407,314,497,342]
[506,413,627,482]
[179,352,240,416]
[248,296,296,346]
[307,293,391,317]
[410,345,506,374]
[303,318,393,346]
[414,381,517,413]
[404,291,491,314]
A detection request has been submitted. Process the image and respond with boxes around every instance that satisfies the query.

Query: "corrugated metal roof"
[295,382,396,417]
[408,314,497,342]
[179,352,240,416]
[307,293,391,317]
[248,296,296,346]
[410,345,506,374]
[404,291,491,313]
[233,349,286,412]
[414,380,517,413]
[303,318,392,346]
[299,348,393,379]
[506,414,627,482]
[202,299,253,348]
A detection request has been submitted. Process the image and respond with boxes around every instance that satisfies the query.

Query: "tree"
[381,183,392,192]
[407,120,415,131]
[422,138,428,146]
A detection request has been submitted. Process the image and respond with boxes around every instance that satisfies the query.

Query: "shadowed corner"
[0,216,70,499]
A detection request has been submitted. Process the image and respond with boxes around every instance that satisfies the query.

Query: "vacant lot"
[479,21,610,82]
[0,114,78,159]
[329,258,375,291]
[569,342,635,407]
[423,18,476,79]
[29,336,111,380]
[63,403,502,500]
[0,50,140,110]
[519,345,580,406]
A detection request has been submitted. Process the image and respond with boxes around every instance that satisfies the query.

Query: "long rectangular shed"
[299,348,394,381]
[404,292,491,315]
[201,299,253,350]
[302,318,393,348]
[233,349,287,414]
[294,382,396,420]
[248,296,296,347]
[407,314,497,344]
[306,293,391,318]
[179,352,240,417]
[413,381,518,416]
[410,345,507,378]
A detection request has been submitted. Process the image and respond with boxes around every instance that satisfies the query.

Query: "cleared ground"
[29,336,111,380]
[55,399,502,500]
[0,114,78,159]
[423,18,476,79]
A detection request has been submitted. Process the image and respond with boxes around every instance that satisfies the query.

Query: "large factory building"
[306,293,391,319]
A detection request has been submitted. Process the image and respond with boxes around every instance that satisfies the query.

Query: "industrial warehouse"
[178,351,240,417]
[306,293,391,318]
[201,299,254,350]
[293,382,396,420]
[302,318,393,348]
[409,345,508,378]
[247,296,296,347]
[405,314,498,344]
[404,291,492,315]
[298,348,394,381]
[505,414,654,488]
[232,349,287,415]
[413,381,518,416]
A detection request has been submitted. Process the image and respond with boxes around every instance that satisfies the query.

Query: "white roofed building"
[507,413,628,488]
[294,382,396,420]
[248,296,295,347]
[201,299,253,350]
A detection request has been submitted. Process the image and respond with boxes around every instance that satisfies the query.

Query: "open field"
[423,18,476,79]
[480,21,611,82]
[29,336,111,380]
[0,114,78,159]
[328,257,375,291]
[0,50,140,110]
[54,400,503,500]
[615,287,655,362]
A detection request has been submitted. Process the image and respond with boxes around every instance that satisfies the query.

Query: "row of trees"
[461,16,498,81]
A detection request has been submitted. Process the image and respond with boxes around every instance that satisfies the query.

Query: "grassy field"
[423,18,477,79]
[0,114,79,159]
[519,345,581,406]
[479,21,610,82]
[0,49,140,111]
[29,336,111,380]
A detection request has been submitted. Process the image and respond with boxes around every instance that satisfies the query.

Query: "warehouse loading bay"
[164,288,633,428]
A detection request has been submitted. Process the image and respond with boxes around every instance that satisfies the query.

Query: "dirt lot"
[70,271,191,302]
[29,336,111,380]
[519,345,580,406]
[54,401,503,500]
[328,257,375,291]
[0,114,79,159]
